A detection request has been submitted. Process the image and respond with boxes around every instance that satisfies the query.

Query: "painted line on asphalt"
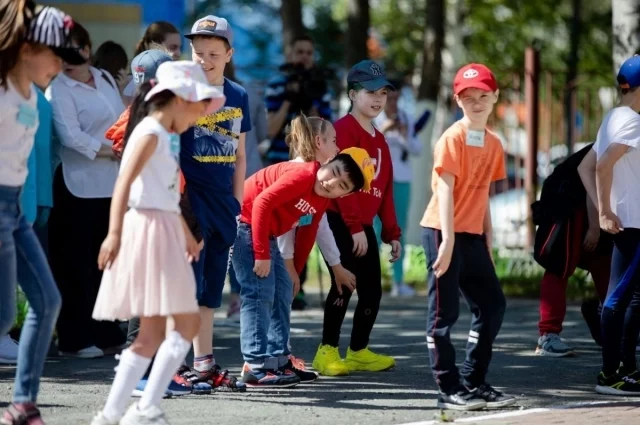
[394,398,640,425]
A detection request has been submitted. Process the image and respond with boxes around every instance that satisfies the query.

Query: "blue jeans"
[601,228,640,375]
[231,224,292,369]
[0,185,61,403]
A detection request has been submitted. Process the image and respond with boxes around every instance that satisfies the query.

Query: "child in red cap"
[420,64,516,411]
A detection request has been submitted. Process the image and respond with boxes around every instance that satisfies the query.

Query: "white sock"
[138,331,191,411]
[102,349,152,422]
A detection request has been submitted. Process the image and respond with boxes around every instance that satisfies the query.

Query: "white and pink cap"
[145,61,225,115]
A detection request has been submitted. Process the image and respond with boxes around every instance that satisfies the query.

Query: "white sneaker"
[391,283,415,297]
[58,345,104,359]
[0,334,19,364]
[90,411,118,425]
[535,333,574,357]
[121,403,170,425]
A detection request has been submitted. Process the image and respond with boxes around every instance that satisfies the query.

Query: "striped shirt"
[264,73,332,163]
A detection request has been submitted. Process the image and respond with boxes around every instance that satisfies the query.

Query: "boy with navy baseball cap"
[578,54,640,395]
[177,15,251,392]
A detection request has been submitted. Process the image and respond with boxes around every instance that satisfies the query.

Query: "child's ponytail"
[0,0,36,88]
[122,80,176,152]
[285,114,327,161]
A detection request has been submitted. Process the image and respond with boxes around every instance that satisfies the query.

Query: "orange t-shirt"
[420,121,506,235]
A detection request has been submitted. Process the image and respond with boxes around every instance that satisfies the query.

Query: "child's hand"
[330,264,356,295]
[352,231,368,257]
[284,260,301,297]
[433,240,454,278]
[185,232,201,263]
[98,233,121,270]
[254,259,271,278]
[389,240,402,263]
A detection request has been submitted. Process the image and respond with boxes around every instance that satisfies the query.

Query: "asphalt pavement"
[1,292,638,425]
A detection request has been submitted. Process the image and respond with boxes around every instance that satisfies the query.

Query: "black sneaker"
[281,360,318,383]
[437,388,487,411]
[470,383,516,408]
[595,371,640,395]
[241,364,301,388]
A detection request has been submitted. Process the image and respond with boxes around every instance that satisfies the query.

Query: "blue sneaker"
[241,363,300,388]
[131,378,186,398]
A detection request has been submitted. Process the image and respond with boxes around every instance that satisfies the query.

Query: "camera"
[279,62,335,113]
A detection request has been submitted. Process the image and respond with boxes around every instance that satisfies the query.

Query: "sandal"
[0,403,45,425]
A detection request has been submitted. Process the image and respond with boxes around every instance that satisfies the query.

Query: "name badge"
[168,133,180,157]
[466,129,485,147]
[17,103,37,129]
[298,214,313,227]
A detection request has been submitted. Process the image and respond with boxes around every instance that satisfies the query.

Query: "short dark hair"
[291,34,314,47]
[93,41,128,80]
[69,21,91,50]
[326,153,365,193]
[191,34,231,51]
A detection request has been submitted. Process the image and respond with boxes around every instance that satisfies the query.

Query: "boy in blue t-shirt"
[179,15,251,391]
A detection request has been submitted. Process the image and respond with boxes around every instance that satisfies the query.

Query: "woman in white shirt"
[374,86,422,297]
[46,22,126,359]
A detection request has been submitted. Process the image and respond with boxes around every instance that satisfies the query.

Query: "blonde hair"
[285,114,328,161]
[0,0,35,88]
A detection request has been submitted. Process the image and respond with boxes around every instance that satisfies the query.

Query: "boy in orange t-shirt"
[421,64,515,411]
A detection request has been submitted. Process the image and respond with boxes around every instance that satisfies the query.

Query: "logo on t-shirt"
[294,198,317,215]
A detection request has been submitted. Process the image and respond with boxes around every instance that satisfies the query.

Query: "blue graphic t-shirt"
[180,77,251,245]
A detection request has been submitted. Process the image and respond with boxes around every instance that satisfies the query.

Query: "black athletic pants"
[322,211,382,351]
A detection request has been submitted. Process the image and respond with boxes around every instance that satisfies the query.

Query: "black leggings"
[322,212,381,351]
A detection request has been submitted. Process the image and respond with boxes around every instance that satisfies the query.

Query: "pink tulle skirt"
[92,208,198,321]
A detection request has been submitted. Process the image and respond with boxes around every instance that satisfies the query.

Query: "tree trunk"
[345,0,370,67]
[417,0,445,101]
[612,0,640,73]
[279,0,305,60]
[564,0,581,155]
[406,0,447,246]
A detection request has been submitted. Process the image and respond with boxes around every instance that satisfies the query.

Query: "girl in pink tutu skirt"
[90,61,225,425]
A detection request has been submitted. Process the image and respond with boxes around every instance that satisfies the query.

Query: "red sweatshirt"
[330,114,401,243]
[240,161,329,263]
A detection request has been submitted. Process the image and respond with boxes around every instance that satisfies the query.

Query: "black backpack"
[531,144,594,277]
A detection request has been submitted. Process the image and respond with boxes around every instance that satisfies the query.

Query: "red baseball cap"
[453,63,498,95]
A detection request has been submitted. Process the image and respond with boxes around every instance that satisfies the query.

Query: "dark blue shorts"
[193,234,232,309]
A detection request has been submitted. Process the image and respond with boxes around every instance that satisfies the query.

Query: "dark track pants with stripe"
[601,228,640,375]
[422,227,506,394]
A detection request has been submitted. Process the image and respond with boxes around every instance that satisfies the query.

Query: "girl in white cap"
[0,3,86,424]
[90,61,225,425]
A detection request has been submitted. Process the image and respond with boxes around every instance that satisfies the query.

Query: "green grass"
[307,244,596,301]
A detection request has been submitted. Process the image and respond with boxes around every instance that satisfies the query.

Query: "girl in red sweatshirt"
[312,60,401,377]
[232,115,374,388]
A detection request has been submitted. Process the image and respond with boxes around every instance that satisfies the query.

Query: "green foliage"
[307,244,596,300]
[371,0,426,76]
[461,0,612,85]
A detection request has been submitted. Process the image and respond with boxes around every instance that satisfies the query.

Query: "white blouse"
[46,67,124,198]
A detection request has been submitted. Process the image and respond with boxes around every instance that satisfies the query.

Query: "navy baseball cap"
[617,55,640,90]
[184,15,233,46]
[123,49,173,97]
[347,60,395,91]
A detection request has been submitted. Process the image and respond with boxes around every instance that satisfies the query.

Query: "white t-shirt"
[374,109,422,183]
[0,80,38,187]
[594,106,640,229]
[122,117,181,213]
